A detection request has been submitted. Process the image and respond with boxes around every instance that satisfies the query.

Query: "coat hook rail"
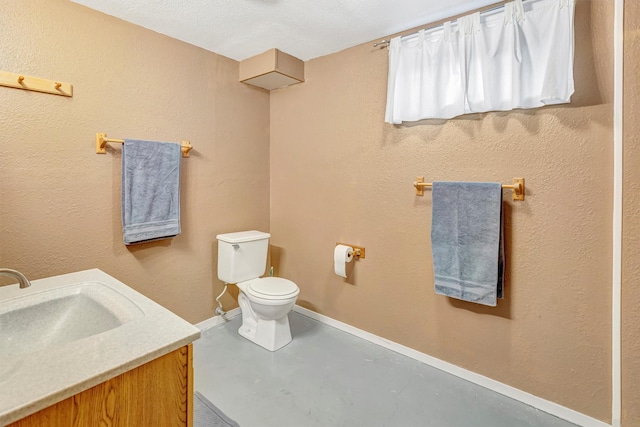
[96,133,193,158]
[0,70,72,97]
[413,177,525,201]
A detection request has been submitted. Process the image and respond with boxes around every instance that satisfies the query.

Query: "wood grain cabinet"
[9,345,194,427]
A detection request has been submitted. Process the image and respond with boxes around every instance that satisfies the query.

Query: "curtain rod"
[372,0,515,48]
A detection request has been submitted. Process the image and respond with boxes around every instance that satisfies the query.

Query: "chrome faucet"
[0,268,31,288]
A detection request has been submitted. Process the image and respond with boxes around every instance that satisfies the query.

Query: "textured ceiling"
[71,0,500,61]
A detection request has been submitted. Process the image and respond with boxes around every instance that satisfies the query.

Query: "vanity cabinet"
[8,345,194,427]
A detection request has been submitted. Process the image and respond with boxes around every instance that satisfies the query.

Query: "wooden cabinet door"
[10,345,194,427]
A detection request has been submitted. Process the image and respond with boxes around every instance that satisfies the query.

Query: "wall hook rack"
[0,70,72,97]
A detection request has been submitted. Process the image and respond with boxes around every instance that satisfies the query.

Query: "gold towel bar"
[96,133,193,158]
[414,177,525,201]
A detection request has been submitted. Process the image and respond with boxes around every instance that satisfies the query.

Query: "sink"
[0,269,200,425]
[0,282,144,359]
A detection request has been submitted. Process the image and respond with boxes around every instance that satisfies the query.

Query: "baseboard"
[293,305,610,427]
[195,307,241,331]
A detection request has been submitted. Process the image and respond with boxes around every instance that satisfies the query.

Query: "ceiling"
[71,0,500,62]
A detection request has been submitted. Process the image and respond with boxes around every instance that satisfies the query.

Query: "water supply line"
[215,285,228,316]
[214,266,274,316]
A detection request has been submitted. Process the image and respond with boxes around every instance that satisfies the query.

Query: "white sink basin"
[0,269,200,425]
[0,282,143,359]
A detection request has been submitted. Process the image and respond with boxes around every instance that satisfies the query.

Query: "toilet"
[216,230,300,351]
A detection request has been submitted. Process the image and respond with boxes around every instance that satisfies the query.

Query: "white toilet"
[216,230,300,351]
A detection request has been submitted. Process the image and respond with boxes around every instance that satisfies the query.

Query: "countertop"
[0,269,201,426]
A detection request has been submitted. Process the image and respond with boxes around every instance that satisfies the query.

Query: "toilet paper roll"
[334,244,354,278]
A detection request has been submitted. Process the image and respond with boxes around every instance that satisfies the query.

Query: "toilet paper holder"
[336,243,365,259]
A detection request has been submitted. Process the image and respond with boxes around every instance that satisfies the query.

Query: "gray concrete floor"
[194,312,578,427]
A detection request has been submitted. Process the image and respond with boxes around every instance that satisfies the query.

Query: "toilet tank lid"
[216,230,271,243]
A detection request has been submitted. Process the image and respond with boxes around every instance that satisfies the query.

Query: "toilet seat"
[245,277,299,300]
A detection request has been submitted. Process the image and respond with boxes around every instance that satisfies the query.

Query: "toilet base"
[238,315,292,352]
[237,292,293,352]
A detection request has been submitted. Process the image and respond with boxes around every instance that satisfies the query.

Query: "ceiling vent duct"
[239,49,304,91]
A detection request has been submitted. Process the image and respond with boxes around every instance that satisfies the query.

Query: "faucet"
[0,268,31,288]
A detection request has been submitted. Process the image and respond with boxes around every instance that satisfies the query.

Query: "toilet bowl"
[216,230,300,351]
[236,277,299,351]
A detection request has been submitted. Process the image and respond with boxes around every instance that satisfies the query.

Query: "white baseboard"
[293,305,610,427]
[195,307,241,331]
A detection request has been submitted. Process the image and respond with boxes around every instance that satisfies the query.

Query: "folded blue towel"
[431,182,504,306]
[122,139,181,245]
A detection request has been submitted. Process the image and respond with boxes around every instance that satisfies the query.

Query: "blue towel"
[431,182,504,306]
[122,139,181,245]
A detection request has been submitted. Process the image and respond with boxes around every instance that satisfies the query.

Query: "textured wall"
[270,0,614,422]
[622,0,640,424]
[0,0,269,323]
[0,0,626,423]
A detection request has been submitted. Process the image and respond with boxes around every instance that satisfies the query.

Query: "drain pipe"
[215,285,228,316]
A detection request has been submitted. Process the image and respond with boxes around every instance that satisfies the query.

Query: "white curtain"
[385,0,575,123]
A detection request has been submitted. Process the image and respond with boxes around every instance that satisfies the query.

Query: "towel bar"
[96,133,193,158]
[413,177,525,201]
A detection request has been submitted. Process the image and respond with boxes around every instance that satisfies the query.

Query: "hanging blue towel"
[122,139,181,245]
[430,182,504,306]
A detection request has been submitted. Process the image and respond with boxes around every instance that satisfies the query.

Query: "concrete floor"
[194,312,578,427]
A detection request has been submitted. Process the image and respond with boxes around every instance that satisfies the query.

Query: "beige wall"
[270,0,614,422]
[0,0,630,424]
[622,0,640,424]
[0,0,270,322]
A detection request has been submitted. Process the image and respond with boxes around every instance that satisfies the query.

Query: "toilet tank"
[216,230,271,284]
